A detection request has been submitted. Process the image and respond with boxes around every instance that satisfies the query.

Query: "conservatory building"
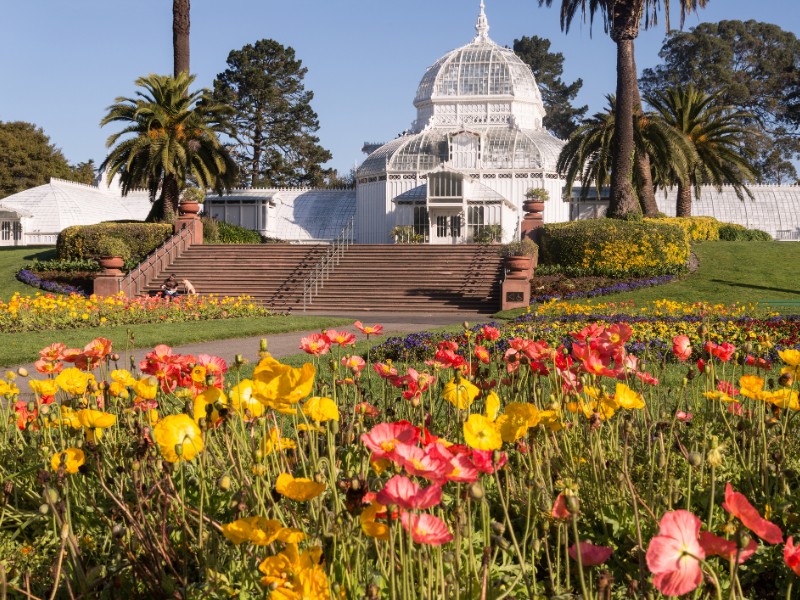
[354,3,569,244]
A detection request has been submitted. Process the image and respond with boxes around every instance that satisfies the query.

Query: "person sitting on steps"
[161,274,179,297]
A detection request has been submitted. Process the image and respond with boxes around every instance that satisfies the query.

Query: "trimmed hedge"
[57,223,173,262]
[202,218,263,244]
[540,219,690,277]
[645,216,721,241]
[718,223,772,241]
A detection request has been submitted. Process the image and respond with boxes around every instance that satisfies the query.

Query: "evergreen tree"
[0,121,73,199]
[212,39,333,188]
[512,35,587,139]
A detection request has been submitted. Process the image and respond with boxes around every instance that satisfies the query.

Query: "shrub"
[57,223,172,263]
[473,224,502,244]
[180,187,206,203]
[94,236,132,261]
[646,216,721,241]
[525,187,550,201]
[216,220,263,244]
[391,225,424,244]
[24,258,101,273]
[499,238,538,260]
[201,215,220,243]
[718,223,772,241]
[540,218,690,277]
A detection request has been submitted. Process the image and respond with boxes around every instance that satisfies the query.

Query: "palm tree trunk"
[631,46,660,217]
[173,0,190,77]
[608,37,640,219]
[676,180,693,217]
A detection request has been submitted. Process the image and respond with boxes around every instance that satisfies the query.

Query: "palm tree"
[645,84,755,217]
[558,95,692,208]
[100,72,238,222]
[173,0,190,77]
[538,0,709,218]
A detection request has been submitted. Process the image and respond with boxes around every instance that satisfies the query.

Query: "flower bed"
[4,310,800,598]
[0,292,270,332]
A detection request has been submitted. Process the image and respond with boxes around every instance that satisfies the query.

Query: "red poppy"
[38,342,66,362]
[551,493,571,519]
[699,531,758,564]
[360,422,419,460]
[480,325,500,341]
[376,475,442,510]
[705,341,736,362]
[784,537,800,576]
[722,483,783,544]
[569,541,613,566]
[393,443,450,482]
[475,346,490,364]
[354,321,383,336]
[672,335,692,361]
[299,333,332,356]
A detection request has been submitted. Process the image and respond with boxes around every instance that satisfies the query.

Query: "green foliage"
[201,215,220,243]
[94,236,131,261]
[0,121,74,198]
[24,258,101,273]
[718,223,772,241]
[640,20,800,183]
[216,220,263,244]
[180,186,206,203]
[390,226,424,244]
[212,39,333,187]
[473,224,502,244]
[540,219,690,277]
[99,72,238,221]
[499,238,538,259]
[511,36,587,139]
[524,187,550,201]
[57,223,173,263]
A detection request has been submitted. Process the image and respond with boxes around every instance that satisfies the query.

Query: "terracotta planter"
[505,255,533,279]
[523,199,546,213]
[98,256,124,271]
[179,201,201,215]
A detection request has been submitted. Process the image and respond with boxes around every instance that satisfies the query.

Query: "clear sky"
[1,1,798,177]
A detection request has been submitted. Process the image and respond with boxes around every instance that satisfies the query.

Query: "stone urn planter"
[97,256,125,271]
[522,199,546,213]
[505,255,533,279]
[179,201,201,216]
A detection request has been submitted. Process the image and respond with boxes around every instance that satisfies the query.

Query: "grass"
[496,241,800,319]
[0,246,57,301]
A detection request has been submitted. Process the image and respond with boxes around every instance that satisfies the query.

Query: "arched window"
[449,132,480,169]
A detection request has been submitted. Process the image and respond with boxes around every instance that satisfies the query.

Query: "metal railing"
[302,218,354,311]
[118,224,195,297]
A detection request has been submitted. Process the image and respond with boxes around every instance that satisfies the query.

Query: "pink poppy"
[676,411,693,423]
[646,510,706,597]
[722,483,783,544]
[745,355,772,370]
[393,443,450,482]
[299,333,331,356]
[373,362,398,379]
[60,347,83,364]
[354,321,383,336]
[784,537,800,576]
[699,531,758,564]
[34,359,63,375]
[571,323,605,342]
[672,335,692,361]
[551,493,571,520]
[569,541,613,566]
[727,402,744,416]
[705,341,736,362]
[717,380,739,397]
[471,449,507,474]
[376,475,442,510]
[360,422,419,460]
[342,355,366,374]
[326,329,356,347]
[480,325,500,341]
[399,512,453,545]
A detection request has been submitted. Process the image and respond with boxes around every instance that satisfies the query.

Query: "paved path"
[16,311,500,376]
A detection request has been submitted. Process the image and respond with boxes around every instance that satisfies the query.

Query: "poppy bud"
[17,367,28,377]
[469,482,485,500]
[253,449,263,462]
[40,404,50,415]
[707,447,723,468]
[219,475,232,491]
[657,452,667,469]
[779,372,793,387]
[463,321,470,330]
[234,354,244,366]
[174,443,183,458]
[491,535,510,551]
[565,495,580,514]
[490,521,506,535]
[736,529,752,550]
[687,452,703,467]
[260,339,268,352]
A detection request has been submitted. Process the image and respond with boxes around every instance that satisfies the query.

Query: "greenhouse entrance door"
[433,212,462,244]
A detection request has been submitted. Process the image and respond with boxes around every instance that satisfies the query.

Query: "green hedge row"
[57,222,173,262]
[202,217,263,244]
[540,219,691,278]
[718,223,772,241]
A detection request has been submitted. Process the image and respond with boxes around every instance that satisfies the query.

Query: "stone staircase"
[139,243,504,313]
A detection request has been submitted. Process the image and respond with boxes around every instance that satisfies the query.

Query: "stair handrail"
[118,225,195,297]
[302,218,354,311]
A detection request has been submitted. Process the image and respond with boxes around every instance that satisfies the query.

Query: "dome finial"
[475,0,490,40]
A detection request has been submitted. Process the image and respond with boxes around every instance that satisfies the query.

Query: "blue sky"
[1,1,798,177]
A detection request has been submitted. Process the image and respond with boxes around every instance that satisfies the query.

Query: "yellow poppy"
[133,377,158,401]
[258,543,329,595]
[505,402,541,427]
[55,368,93,396]
[615,383,645,410]
[485,390,501,421]
[221,516,284,545]
[495,413,529,443]
[193,386,228,424]
[764,389,800,411]
[228,379,264,419]
[360,503,389,540]
[443,377,480,410]
[703,391,737,403]
[76,409,116,429]
[29,379,58,397]
[261,427,296,456]
[463,414,502,450]
[275,473,326,501]
[59,406,82,429]
[50,448,85,474]
[252,354,315,410]
[779,349,800,377]
[302,396,339,422]
[739,375,765,400]
[153,414,204,462]
[111,369,137,387]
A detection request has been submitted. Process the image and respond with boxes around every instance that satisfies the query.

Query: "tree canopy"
[0,121,95,199]
[512,35,587,139]
[100,73,238,222]
[212,39,333,188]
[640,20,800,183]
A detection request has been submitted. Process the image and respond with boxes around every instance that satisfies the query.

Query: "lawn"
[497,241,800,319]
[0,245,56,301]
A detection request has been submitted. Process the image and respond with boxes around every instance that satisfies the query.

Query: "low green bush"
[24,258,101,273]
[95,236,132,261]
[540,218,690,277]
[57,223,172,262]
[718,223,772,241]
[216,220,263,244]
[201,216,220,243]
[646,216,721,240]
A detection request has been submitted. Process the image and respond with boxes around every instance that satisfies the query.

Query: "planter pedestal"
[177,214,203,245]
[94,273,122,297]
[501,277,531,312]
